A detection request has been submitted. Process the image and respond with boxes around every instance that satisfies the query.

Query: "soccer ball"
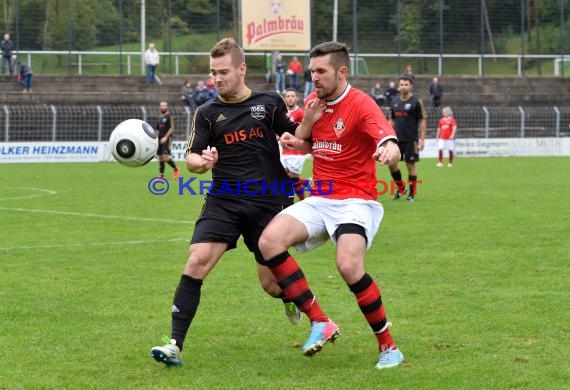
[109,119,158,167]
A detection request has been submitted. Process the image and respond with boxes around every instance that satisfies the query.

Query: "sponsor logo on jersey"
[333,118,345,137]
[250,105,266,120]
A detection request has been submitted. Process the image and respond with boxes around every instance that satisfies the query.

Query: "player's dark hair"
[399,74,414,84]
[210,38,245,68]
[285,87,297,93]
[309,41,350,71]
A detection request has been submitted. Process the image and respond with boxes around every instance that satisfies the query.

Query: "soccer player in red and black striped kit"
[150,38,319,366]
[259,41,405,369]
[388,74,427,201]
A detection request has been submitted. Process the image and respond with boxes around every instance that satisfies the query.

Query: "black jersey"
[156,113,173,139]
[186,90,298,199]
[390,95,426,142]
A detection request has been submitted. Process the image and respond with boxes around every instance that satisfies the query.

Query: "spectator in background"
[17,58,33,93]
[194,80,211,107]
[303,65,313,99]
[144,43,160,84]
[274,52,285,93]
[370,82,385,107]
[1,33,14,75]
[206,78,218,100]
[404,64,414,79]
[429,77,444,109]
[287,56,303,91]
[436,106,457,167]
[181,80,196,108]
[384,81,398,106]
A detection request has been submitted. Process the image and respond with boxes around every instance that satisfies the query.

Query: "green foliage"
[1,157,570,388]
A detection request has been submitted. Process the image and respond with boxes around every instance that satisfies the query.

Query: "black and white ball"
[109,119,158,167]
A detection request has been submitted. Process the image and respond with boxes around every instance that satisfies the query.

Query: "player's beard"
[314,81,336,100]
[160,109,167,114]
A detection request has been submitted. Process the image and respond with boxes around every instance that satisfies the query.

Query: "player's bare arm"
[418,118,427,151]
[161,128,173,144]
[295,97,325,140]
[373,139,400,165]
[280,132,312,154]
[186,146,218,173]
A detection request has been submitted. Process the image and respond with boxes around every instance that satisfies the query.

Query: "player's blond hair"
[442,106,453,116]
[210,38,245,68]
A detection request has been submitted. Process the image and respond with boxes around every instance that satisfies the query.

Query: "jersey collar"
[326,84,351,105]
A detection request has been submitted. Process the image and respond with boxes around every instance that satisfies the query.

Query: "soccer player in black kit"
[388,74,427,201]
[151,38,313,366]
[155,101,180,179]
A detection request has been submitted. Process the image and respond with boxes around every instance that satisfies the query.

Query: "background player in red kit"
[259,41,405,369]
[281,88,309,200]
[436,106,457,167]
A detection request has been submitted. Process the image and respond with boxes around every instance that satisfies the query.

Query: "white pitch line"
[0,206,195,225]
[0,237,189,251]
[0,187,57,201]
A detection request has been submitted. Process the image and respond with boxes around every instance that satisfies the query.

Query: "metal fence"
[1,105,569,143]
[1,1,568,77]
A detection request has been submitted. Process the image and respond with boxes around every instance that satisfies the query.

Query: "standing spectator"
[404,64,415,79]
[287,56,302,91]
[388,74,427,202]
[259,41,405,370]
[1,33,14,75]
[436,106,457,167]
[370,82,385,107]
[144,43,160,84]
[429,77,444,108]
[17,58,33,93]
[274,52,285,93]
[303,65,313,99]
[205,78,218,100]
[384,81,398,106]
[180,80,196,108]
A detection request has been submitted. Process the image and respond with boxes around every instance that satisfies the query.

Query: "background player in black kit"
[151,38,312,366]
[388,74,427,201]
[155,101,180,179]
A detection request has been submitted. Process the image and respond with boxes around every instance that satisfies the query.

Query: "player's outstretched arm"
[186,146,218,173]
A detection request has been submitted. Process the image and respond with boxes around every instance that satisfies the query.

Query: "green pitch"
[1,157,569,388]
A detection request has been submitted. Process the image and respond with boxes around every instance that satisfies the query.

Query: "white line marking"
[0,237,189,251]
[0,206,195,225]
[0,187,57,201]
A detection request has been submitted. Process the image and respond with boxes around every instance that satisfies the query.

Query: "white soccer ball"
[109,119,158,167]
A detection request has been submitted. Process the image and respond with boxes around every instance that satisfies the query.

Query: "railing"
[15,51,570,77]
[1,104,569,144]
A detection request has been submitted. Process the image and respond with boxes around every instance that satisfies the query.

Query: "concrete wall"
[1,74,569,106]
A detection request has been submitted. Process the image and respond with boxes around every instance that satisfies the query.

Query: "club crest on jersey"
[250,105,266,120]
[405,103,412,111]
[333,118,345,137]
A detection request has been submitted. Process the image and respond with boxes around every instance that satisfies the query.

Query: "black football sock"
[390,169,404,194]
[277,292,292,304]
[408,175,417,196]
[171,274,203,351]
[168,158,177,169]
[159,161,165,175]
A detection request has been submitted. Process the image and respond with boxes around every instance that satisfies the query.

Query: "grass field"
[1,157,569,389]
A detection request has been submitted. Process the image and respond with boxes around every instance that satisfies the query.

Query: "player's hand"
[279,132,297,150]
[418,138,425,151]
[160,136,167,144]
[303,97,326,125]
[373,140,400,165]
[201,146,218,169]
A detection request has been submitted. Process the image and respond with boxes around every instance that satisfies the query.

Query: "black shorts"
[191,194,292,261]
[157,141,171,156]
[398,141,420,163]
